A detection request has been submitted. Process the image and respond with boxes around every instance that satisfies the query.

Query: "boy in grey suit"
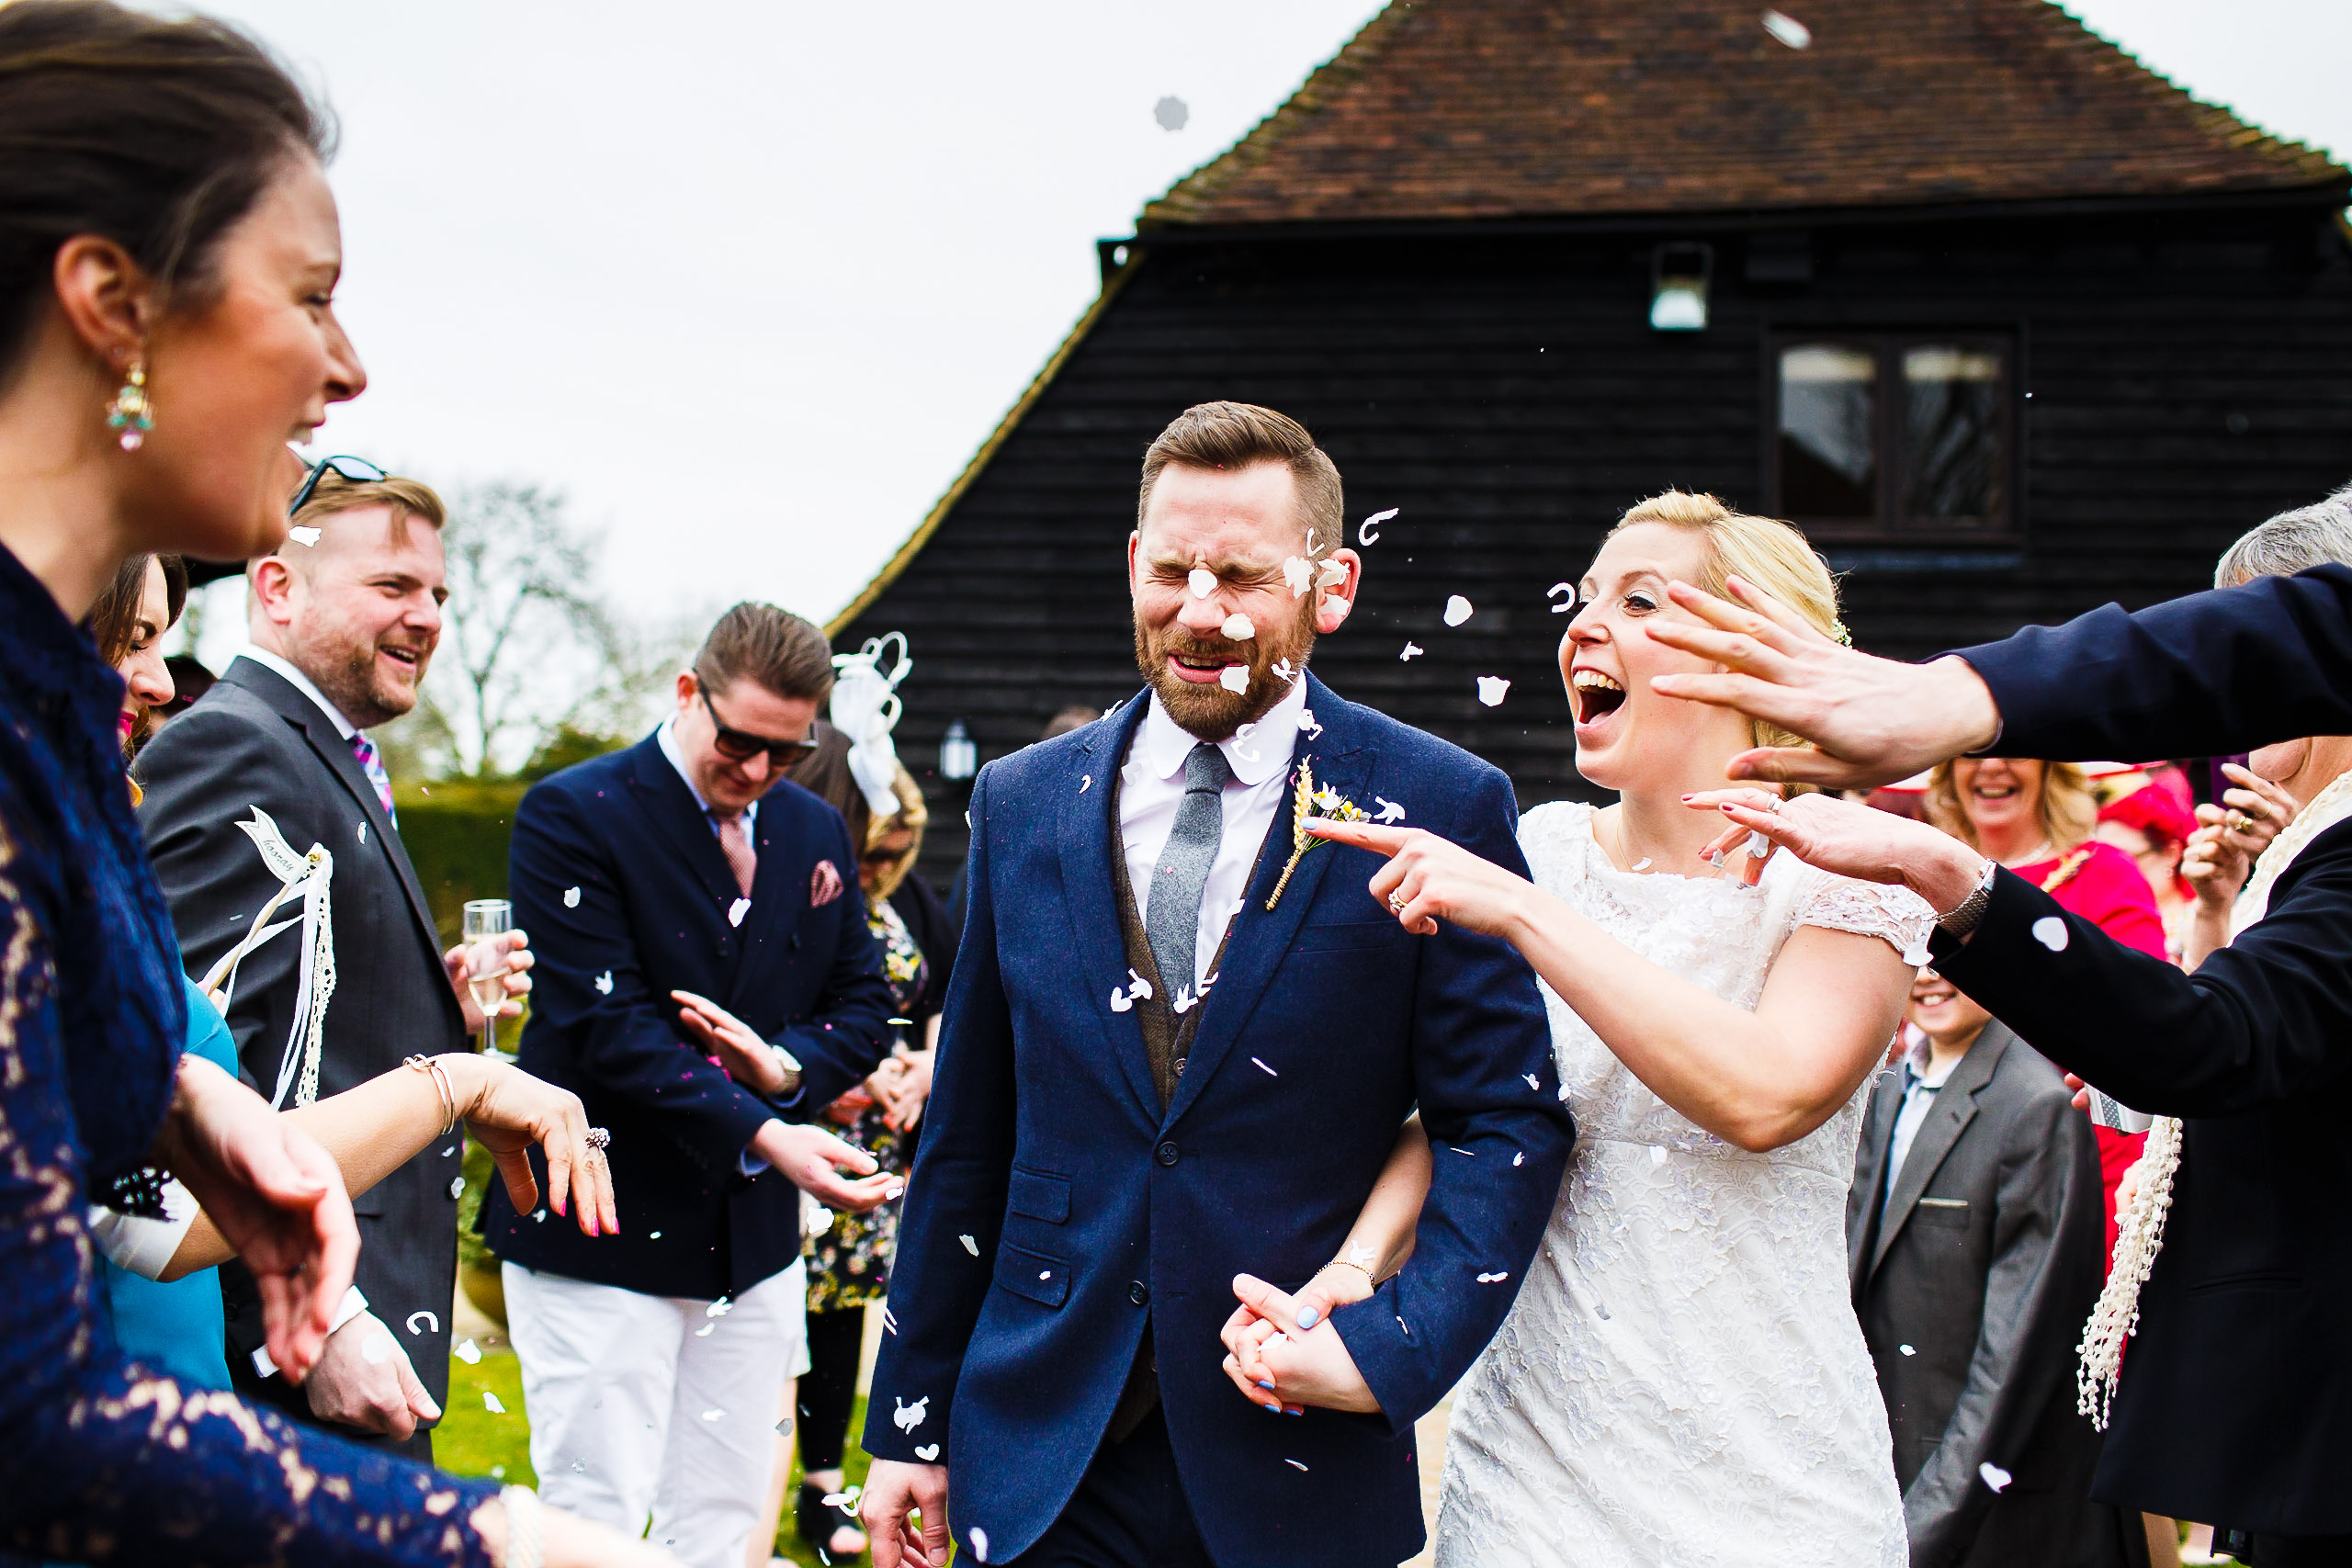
[1848,970,2146,1568]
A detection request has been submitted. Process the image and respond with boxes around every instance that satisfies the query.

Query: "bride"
[1226,492,1929,1564]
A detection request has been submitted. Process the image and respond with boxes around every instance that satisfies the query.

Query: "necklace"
[1602,806,1715,879]
[1998,838,2054,870]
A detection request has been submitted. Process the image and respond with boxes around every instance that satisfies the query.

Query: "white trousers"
[503,1259,812,1568]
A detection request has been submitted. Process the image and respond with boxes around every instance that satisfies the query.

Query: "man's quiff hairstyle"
[283,468,447,547]
[695,602,834,704]
[1137,401,1344,553]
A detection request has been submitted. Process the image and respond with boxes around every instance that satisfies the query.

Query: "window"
[1773,336,2011,536]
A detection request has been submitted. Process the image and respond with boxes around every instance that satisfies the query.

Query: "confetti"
[1080,773,1091,793]
[1547,582,1574,613]
[491,1466,505,1479]
[1171,986,1198,1014]
[1251,1056,1277,1076]
[1110,987,1134,1013]
[1349,1242,1376,1269]
[1315,558,1348,591]
[356,824,367,844]
[1745,831,1771,861]
[1374,797,1406,824]
[1650,1145,1668,1166]
[1039,1269,1051,1280]
[695,1323,714,1337]
[594,970,613,995]
[701,1408,726,1422]
[361,1332,392,1364]
[1221,613,1255,640]
[971,1528,989,1562]
[1978,1461,2012,1493]
[777,1417,796,1436]
[1512,1151,1526,1167]
[1476,1271,1510,1283]
[650,1230,662,1238]
[1359,508,1396,546]
[916,1442,939,1461]
[1272,657,1298,683]
[894,1394,931,1432]
[456,1337,482,1364]
[1400,642,1424,661]
[821,1488,863,1511]
[1443,595,1474,626]
[1284,1458,1310,1472]
[449,1176,466,1199]
[1153,95,1187,131]
[1898,1344,1916,1357]
[2031,917,2070,953]
[1233,722,1261,763]
[1632,858,1652,871]
[881,1306,899,1335]
[406,1311,438,1335]
[534,1209,548,1222]
[564,886,581,908]
[1761,8,1812,49]
[1448,1145,1477,1157]
[1283,557,1314,598]
[707,1297,734,1317]
[1522,1073,1540,1090]
[1298,708,1322,739]
[1188,568,1216,599]
[1219,664,1249,694]
[288,525,322,547]
[960,1234,979,1255]
[1125,967,1153,1001]
[1476,677,1511,706]
[1903,944,1932,967]
[729,897,751,927]
[482,1392,506,1414]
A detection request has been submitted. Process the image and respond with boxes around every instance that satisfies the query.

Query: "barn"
[831,0,2352,884]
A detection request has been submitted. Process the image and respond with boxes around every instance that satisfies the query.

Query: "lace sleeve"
[1794,872,1937,964]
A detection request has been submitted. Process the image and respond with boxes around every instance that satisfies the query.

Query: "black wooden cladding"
[842,204,2352,888]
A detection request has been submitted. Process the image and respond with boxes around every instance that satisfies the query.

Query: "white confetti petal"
[1979,1461,2012,1493]
[1898,1344,1917,1357]
[1251,1055,1277,1077]
[1220,613,1255,640]
[1359,507,1397,546]
[1299,709,1322,738]
[1476,676,1511,706]
[2031,917,2070,953]
[1219,663,1250,694]
[971,1527,989,1562]
[650,1230,662,1238]
[960,1234,979,1256]
[1374,797,1406,823]
[894,1394,930,1432]
[1233,721,1261,763]
[1443,595,1474,626]
[1761,8,1812,49]
[1171,986,1198,1014]
[1745,831,1771,861]
[1039,1269,1051,1280]
[1476,1271,1510,1283]
[1284,1458,1310,1472]
[695,1323,714,1337]
[563,886,582,908]
[594,970,613,995]
[288,525,322,547]
[821,1488,862,1509]
[1522,1073,1540,1090]
[701,1408,726,1422]
[915,1442,939,1461]
[1903,944,1932,967]
[1315,558,1349,590]
[1272,657,1298,683]
[492,1466,505,1479]
[1512,1150,1526,1166]
[1080,773,1091,793]
[456,1337,482,1364]
[707,1297,734,1317]
[1187,568,1216,599]
[449,1176,466,1199]
[729,897,751,928]
[1399,642,1424,661]
[1650,1145,1668,1166]
[1547,581,1574,613]
[356,823,366,844]
[1126,968,1153,1001]
[1109,987,1133,1013]
[1349,1242,1377,1269]
[482,1391,506,1414]
[1282,557,1314,598]
[1632,857,1652,871]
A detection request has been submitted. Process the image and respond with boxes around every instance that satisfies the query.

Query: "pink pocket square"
[809,859,845,908]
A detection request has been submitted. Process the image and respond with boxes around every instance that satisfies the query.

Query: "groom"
[860,402,1574,1568]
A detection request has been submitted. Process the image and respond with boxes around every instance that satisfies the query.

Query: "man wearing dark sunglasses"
[484,600,898,1568]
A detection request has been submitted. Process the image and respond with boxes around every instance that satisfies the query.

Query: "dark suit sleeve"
[135,702,319,1089]
[1953,563,2352,761]
[861,763,1018,1463]
[1330,767,1579,1435]
[766,808,894,1115]
[1934,830,2352,1116]
[1903,1080,2103,1566]
[509,777,775,1169]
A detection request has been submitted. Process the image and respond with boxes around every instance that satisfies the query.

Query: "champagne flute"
[461,898,512,1055]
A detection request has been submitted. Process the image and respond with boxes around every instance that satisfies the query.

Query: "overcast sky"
[183,0,2352,644]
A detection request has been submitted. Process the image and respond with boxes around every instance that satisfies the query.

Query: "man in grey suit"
[137,468,522,1461]
[1849,969,2145,1568]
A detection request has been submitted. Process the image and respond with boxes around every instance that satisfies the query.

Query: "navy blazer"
[862,676,1574,1568]
[1933,563,2352,1534]
[481,732,893,1300]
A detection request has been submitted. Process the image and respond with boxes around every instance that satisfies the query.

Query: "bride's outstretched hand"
[1217,1273,1382,1416]
[1305,819,1533,938]
[1687,788,1984,916]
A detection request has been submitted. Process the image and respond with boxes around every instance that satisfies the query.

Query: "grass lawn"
[436,1345,883,1566]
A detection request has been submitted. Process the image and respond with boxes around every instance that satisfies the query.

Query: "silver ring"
[1387,890,1408,915]
[1765,795,1785,814]
[584,1127,612,1151]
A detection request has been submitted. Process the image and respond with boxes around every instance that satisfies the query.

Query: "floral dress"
[805,892,930,1312]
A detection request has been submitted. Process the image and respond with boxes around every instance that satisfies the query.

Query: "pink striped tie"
[349,733,395,823]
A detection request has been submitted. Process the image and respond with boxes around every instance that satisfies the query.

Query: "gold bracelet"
[1319,1257,1377,1283]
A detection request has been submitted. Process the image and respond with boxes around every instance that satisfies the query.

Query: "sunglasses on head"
[288,453,387,518]
[701,687,821,766]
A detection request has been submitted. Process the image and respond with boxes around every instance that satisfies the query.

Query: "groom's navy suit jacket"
[863,675,1574,1568]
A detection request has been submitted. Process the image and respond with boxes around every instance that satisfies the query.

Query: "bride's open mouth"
[1571,668,1626,728]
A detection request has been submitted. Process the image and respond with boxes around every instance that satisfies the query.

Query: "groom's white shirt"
[1119,675,1308,989]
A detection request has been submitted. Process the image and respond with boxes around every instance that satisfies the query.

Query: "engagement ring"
[585,1127,612,1151]
[2224,810,2255,832]
[1387,890,1408,915]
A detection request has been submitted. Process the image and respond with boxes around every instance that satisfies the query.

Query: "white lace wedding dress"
[1435,803,1930,1567]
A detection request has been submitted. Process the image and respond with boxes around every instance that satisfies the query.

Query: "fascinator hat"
[831,631,911,818]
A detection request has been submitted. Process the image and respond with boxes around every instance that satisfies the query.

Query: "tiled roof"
[1141,0,2346,229]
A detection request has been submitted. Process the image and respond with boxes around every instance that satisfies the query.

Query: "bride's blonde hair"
[1607,491,1845,752]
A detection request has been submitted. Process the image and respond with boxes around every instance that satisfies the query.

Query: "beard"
[300,628,431,730]
[1134,596,1316,742]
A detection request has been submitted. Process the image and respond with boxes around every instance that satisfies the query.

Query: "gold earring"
[106,359,153,451]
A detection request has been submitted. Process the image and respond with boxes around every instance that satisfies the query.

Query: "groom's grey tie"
[1146,741,1233,995]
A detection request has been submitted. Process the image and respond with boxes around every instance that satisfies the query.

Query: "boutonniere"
[1266,757,1368,910]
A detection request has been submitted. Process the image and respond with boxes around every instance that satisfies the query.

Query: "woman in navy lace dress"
[0,6,665,1564]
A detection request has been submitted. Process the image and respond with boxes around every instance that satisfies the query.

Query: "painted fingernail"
[1257,1380,1275,1390]
[1295,1305,1318,1327]
[1286,1405,1305,1416]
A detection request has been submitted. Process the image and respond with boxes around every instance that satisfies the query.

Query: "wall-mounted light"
[1650,243,1713,332]
[939,718,978,782]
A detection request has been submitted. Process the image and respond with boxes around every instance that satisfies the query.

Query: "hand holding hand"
[671,989,788,1095]
[1219,1260,1377,1415]
[1641,574,2001,789]
[304,1310,441,1438]
[1304,818,1534,938]
[871,1049,935,1132]
[860,1458,951,1568]
[152,1055,356,1383]
[444,928,533,1034]
[749,1118,900,1213]
[1216,1273,1381,1416]
[448,1055,618,1236]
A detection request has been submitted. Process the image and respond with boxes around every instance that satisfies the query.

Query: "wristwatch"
[768,1043,802,1098]
[1935,857,1998,941]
